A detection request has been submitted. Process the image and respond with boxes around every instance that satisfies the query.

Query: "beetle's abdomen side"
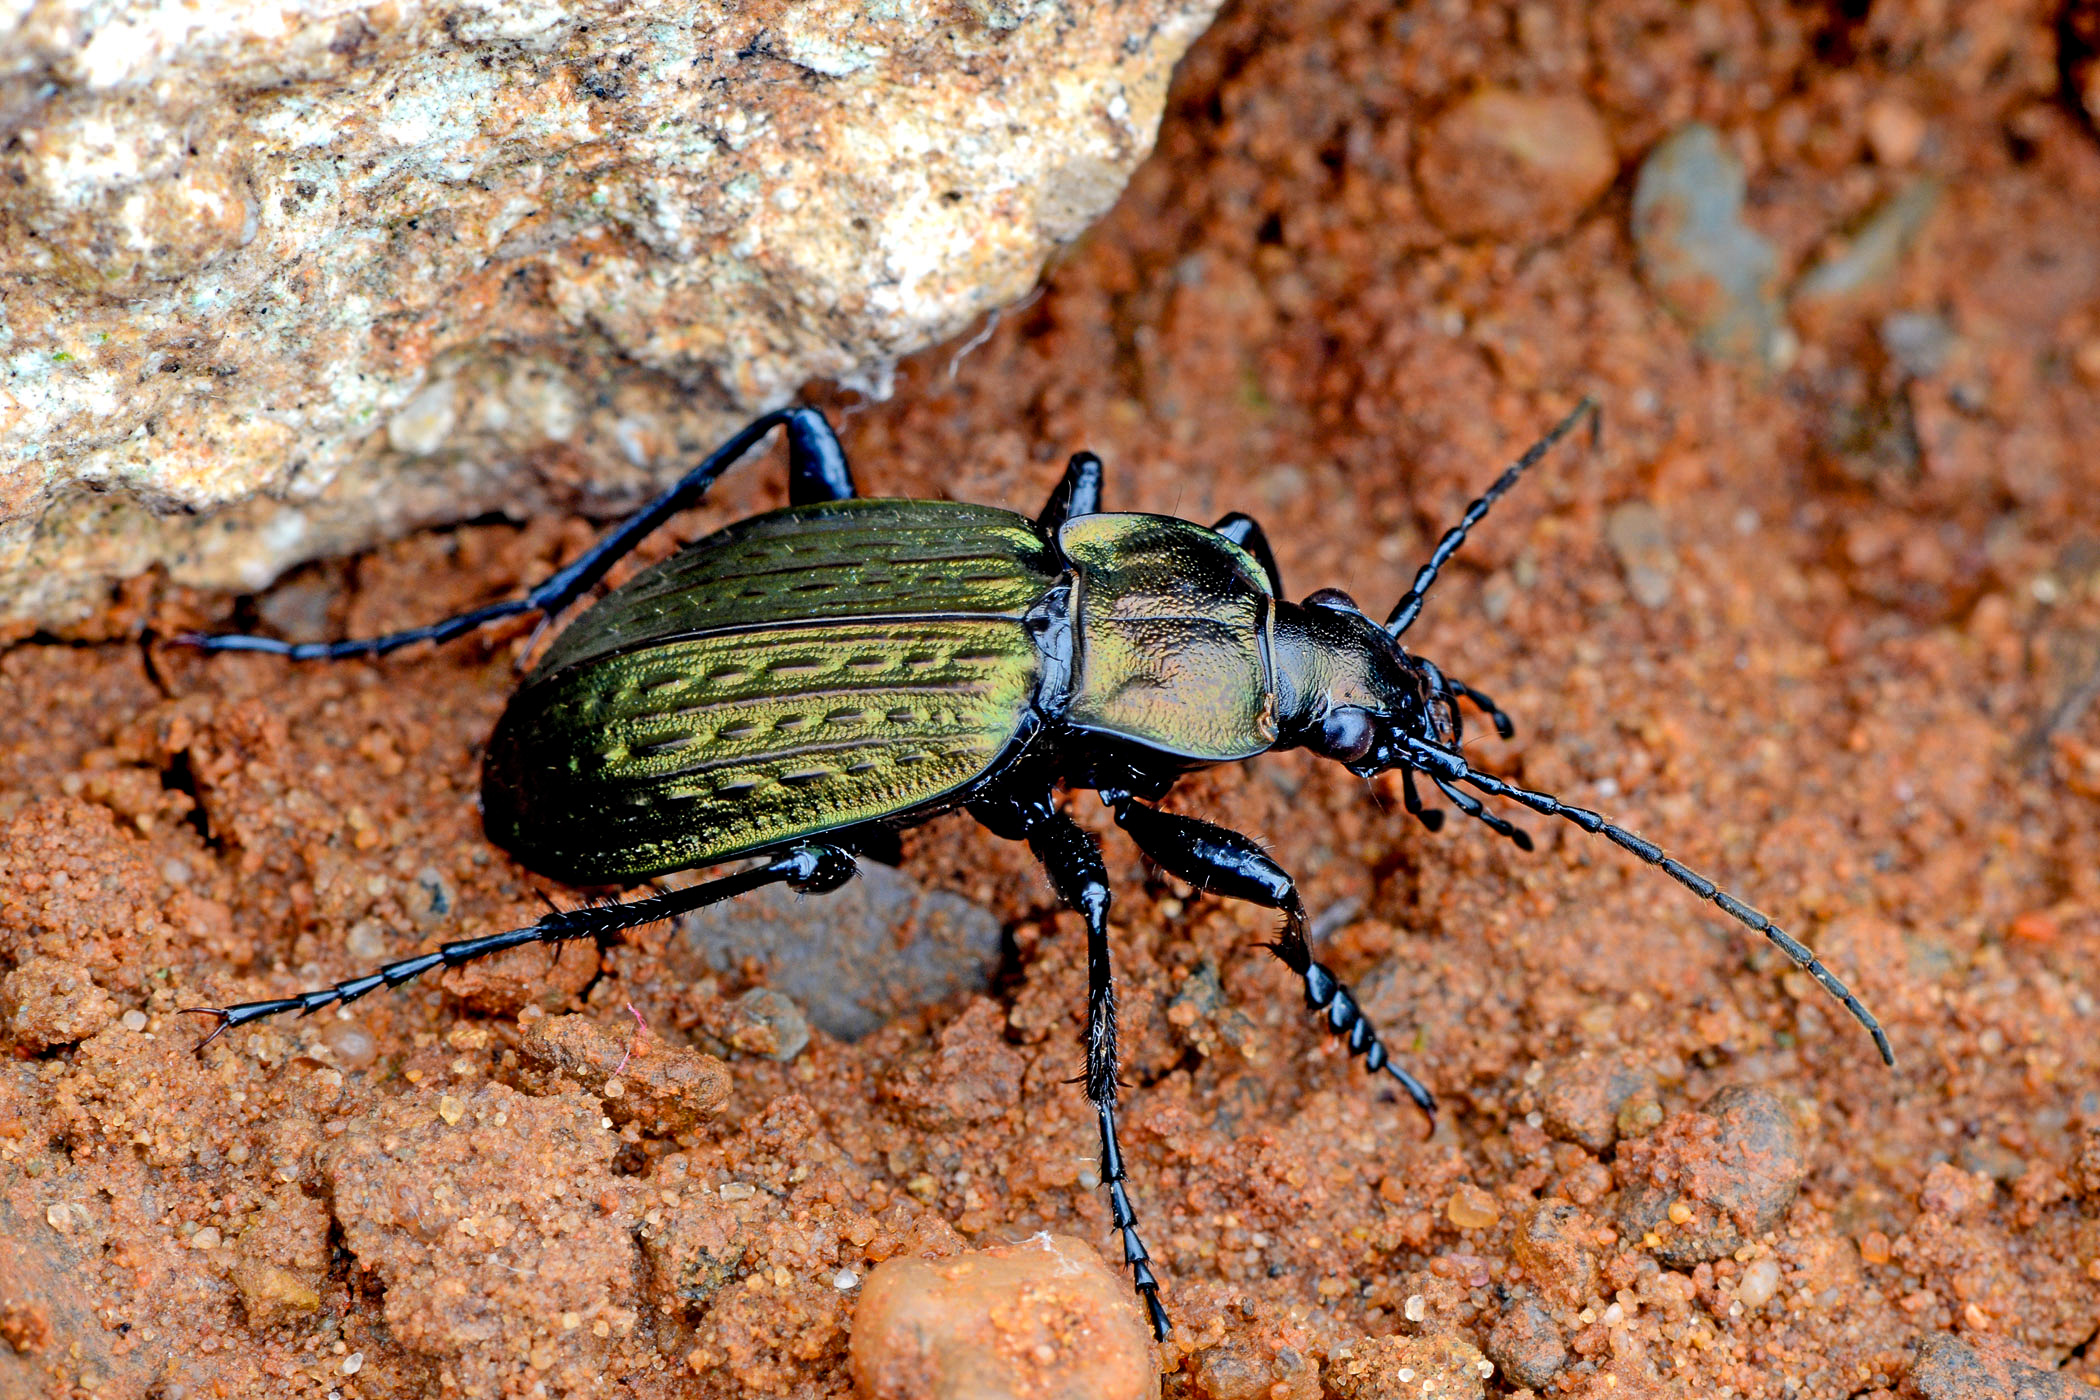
[484,501,1061,884]
[1059,514,1279,762]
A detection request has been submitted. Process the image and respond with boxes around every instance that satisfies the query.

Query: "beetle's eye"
[1318,708,1376,764]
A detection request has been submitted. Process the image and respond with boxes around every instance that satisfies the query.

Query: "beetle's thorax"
[1270,597,1439,767]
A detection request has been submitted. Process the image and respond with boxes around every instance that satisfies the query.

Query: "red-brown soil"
[3,1,2098,1397]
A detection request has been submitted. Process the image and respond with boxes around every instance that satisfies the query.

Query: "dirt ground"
[4,0,2100,1396]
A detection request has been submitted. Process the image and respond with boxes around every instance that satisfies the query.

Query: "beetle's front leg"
[1111,799,1437,1122]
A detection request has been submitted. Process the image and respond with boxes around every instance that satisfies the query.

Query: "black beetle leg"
[1015,806,1170,1343]
[782,407,859,505]
[1210,512,1284,596]
[1035,451,1105,531]
[1399,769,1445,832]
[1441,676,1515,740]
[182,407,854,662]
[1110,800,1437,1125]
[1428,773,1534,851]
[183,844,857,1048]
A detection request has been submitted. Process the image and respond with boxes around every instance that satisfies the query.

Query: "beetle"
[183,398,1892,1339]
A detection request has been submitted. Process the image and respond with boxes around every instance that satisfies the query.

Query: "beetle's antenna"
[1384,397,1599,638]
[1399,734,1895,1067]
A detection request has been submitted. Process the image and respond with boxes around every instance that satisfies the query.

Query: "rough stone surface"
[0,955,115,1050]
[1486,1293,1566,1391]
[676,857,1003,1041]
[1616,1084,1808,1267]
[518,1010,731,1135]
[1904,1332,2100,1400]
[1326,1332,1491,1400]
[1413,89,1617,243]
[849,1233,1156,1400]
[0,0,1223,629]
[1509,1199,1598,1308]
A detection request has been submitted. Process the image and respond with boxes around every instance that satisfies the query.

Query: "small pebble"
[723,986,812,1062]
[1487,1292,1567,1389]
[1414,88,1617,242]
[1863,96,1927,167]
[850,1234,1152,1400]
[1604,501,1677,610]
[1446,1184,1501,1230]
[341,1353,363,1375]
[1737,1258,1782,1308]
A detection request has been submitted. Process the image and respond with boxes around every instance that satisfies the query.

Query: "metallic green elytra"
[187,401,1893,1347]
[482,500,1059,884]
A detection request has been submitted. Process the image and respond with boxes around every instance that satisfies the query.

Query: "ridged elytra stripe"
[483,612,1048,884]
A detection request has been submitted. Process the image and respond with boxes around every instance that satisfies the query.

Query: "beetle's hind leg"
[1110,799,1438,1124]
[182,407,858,662]
[184,844,857,1047]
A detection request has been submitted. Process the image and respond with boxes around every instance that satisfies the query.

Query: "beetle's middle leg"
[1110,799,1438,1122]
[184,407,859,661]
[971,775,1171,1340]
[183,843,857,1046]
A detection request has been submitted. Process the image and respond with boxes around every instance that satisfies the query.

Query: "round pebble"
[1414,89,1617,242]
[850,1234,1153,1400]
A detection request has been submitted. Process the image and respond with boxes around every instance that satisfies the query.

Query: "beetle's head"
[1272,589,1448,775]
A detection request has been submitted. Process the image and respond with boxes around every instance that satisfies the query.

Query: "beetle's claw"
[1143,1289,1171,1341]
[178,1006,235,1051]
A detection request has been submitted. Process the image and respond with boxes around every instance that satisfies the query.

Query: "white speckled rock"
[0,0,1222,627]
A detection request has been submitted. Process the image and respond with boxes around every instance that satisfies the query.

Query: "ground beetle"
[185,399,1893,1339]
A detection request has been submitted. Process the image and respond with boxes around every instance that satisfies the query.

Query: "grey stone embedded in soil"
[1486,1292,1567,1390]
[1616,1084,1807,1267]
[1793,180,1942,308]
[1904,1332,2100,1400]
[674,858,1003,1042]
[1881,311,1957,379]
[0,0,1225,630]
[1631,124,1786,367]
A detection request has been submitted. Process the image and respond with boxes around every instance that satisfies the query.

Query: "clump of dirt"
[4,1,2099,1397]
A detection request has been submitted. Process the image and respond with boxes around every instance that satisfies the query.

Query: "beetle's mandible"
[182,399,1893,1340]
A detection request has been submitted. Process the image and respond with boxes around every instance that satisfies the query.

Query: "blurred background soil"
[4,0,2100,1396]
